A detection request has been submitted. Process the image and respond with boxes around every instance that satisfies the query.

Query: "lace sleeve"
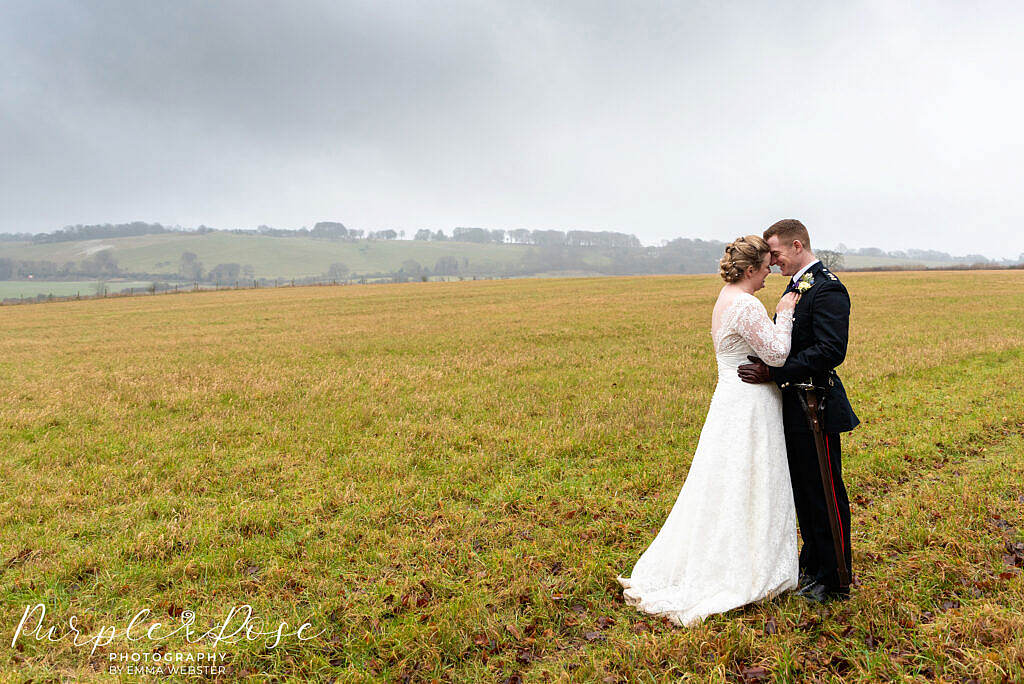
[733,296,793,367]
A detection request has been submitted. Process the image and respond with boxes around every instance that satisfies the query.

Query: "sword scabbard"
[795,383,851,589]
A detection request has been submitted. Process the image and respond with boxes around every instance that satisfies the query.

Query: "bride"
[617,235,801,627]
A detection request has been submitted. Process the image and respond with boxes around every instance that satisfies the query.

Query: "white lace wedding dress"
[617,291,799,626]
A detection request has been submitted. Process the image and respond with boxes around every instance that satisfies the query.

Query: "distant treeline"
[10,221,642,249]
[0,254,124,280]
[243,223,643,247]
[8,221,376,244]
[839,245,996,264]
[0,250,256,283]
[414,227,641,248]
[0,232,36,242]
[846,263,1024,272]
[25,222,186,243]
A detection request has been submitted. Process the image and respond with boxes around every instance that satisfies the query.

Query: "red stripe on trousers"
[825,434,845,548]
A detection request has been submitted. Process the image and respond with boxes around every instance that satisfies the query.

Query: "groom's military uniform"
[770,261,859,594]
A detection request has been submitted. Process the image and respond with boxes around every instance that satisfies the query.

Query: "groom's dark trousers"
[767,262,859,593]
[786,431,851,589]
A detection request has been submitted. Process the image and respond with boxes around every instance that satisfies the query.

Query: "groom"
[738,219,859,603]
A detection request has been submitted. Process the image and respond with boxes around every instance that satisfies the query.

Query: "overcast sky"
[3,1,1022,257]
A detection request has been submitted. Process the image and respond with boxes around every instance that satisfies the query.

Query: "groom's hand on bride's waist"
[738,356,771,384]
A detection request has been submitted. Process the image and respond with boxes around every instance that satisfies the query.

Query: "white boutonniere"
[796,272,814,294]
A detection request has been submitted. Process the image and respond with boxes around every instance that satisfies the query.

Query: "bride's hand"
[776,292,800,313]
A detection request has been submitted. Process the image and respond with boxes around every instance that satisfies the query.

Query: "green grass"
[0,280,156,300]
[0,270,1021,681]
[0,233,544,279]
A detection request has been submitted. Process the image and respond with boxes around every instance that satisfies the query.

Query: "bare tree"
[179,251,203,280]
[817,249,845,271]
[328,262,350,279]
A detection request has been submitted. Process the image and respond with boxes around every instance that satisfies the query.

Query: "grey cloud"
[2,1,1023,257]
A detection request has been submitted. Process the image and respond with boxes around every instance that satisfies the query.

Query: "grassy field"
[0,280,155,300]
[0,233,566,279]
[0,271,1022,681]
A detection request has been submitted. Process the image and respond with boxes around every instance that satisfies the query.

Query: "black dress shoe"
[797,572,816,590]
[798,582,851,604]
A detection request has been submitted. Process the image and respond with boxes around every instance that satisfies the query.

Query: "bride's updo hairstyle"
[719,235,770,283]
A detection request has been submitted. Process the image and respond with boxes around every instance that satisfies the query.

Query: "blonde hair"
[719,235,770,283]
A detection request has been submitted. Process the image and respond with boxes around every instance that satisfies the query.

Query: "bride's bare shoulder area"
[715,288,755,308]
[715,285,743,305]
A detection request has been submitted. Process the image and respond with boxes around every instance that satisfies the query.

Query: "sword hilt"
[782,381,824,392]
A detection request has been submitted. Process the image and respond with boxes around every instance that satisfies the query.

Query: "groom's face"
[766,235,802,277]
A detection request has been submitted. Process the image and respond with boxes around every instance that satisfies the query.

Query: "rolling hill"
[0,232,592,279]
[0,230,985,285]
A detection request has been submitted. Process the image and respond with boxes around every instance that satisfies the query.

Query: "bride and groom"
[617,219,859,627]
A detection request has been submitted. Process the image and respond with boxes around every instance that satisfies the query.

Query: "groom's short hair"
[764,219,811,252]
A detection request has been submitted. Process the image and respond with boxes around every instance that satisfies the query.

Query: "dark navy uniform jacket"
[770,261,860,434]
